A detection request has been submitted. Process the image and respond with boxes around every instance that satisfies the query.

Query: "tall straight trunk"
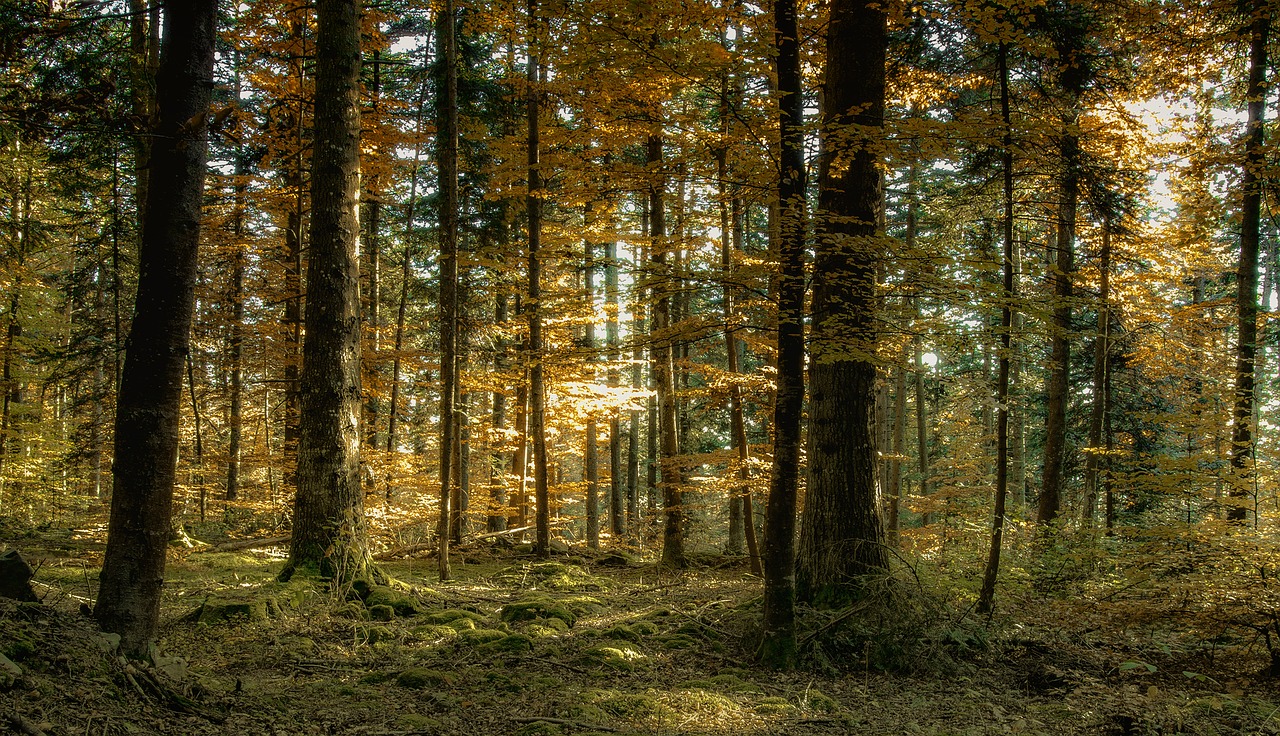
[282,4,308,495]
[489,294,509,531]
[759,0,806,667]
[128,0,158,241]
[796,0,890,606]
[226,152,248,502]
[649,132,684,568]
[1083,225,1112,525]
[977,41,1015,615]
[513,355,529,530]
[385,38,430,463]
[364,50,382,456]
[528,3,551,557]
[1231,1,1270,523]
[889,365,905,545]
[95,0,217,657]
[607,233,625,538]
[283,0,373,583]
[584,204,600,548]
[437,0,460,578]
[451,389,469,542]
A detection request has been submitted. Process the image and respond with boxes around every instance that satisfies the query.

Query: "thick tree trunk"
[281,0,373,583]
[795,0,890,606]
[1230,1,1270,523]
[759,0,806,667]
[95,0,217,657]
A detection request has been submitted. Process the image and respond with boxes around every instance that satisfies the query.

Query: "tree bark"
[1083,225,1111,525]
[437,0,460,578]
[1230,0,1270,523]
[795,0,890,606]
[95,0,217,657]
[759,0,805,667]
[281,0,373,583]
[528,2,551,558]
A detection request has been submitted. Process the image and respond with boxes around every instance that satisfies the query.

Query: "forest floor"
[2,519,1279,736]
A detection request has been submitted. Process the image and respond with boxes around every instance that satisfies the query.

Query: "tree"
[794,0,891,606]
[95,0,218,657]
[759,0,805,668]
[280,0,374,582]
[438,0,461,578]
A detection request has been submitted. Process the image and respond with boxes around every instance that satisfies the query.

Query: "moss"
[673,688,737,713]
[409,624,458,642]
[602,624,640,642]
[658,634,698,650]
[459,628,508,646]
[753,696,795,715]
[398,714,443,730]
[501,598,577,627]
[394,668,455,689]
[493,562,610,592]
[369,604,395,621]
[588,689,675,721]
[629,621,660,636]
[581,645,647,671]
[363,586,419,616]
[355,625,395,645]
[190,594,278,625]
[476,633,534,655]
[333,602,366,620]
[445,617,477,631]
[704,674,762,693]
[419,608,485,626]
[525,624,563,639]
[359,671,394,685]
[803,689,840,714]
[3,637,35,662]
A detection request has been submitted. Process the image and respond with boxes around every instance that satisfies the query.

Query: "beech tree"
[95,0,218,656]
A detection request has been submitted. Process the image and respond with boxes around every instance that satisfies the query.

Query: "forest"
[3,0,1280,733]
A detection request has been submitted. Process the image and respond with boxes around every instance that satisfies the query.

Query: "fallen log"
[199,535,291,553]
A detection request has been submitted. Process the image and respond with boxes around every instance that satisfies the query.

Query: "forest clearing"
[2,515,1280,736]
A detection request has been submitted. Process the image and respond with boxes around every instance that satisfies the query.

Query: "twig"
[516,656,591,675]
[199,536,290,553]
[512,716,618,732]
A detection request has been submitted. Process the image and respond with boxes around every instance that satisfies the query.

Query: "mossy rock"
[701,674,761,693]
[409,624,458,643]
[188,593,280,625]
[753,696,795,715]
[673,688,737,713]
[476,633,533,655]
[595,551,635,567]
[369,604,395,621]
[2,636,35,662]
[581,645,647,671]
[493,562,609,592]
[458,628,508,646]
[274,636,317,659]
[359,671,395,685]
[802,689,840,713]
[525,623,564,639]
[658,634,698,650]
[355,625,396,645]
[629,621,660,636]
[602,624,640,642]
[363,586,419,617]
[445,617,477,631]
[333,602,366,620]
[588,689,675,721]
[501,598,577,627]
[395,668,455,689]
[419,608,485,626]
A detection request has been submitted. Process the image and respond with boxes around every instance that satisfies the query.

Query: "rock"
[548,539,571,554]
[0,651,22,689]
[0,550,37,602]
[368,604,395,621]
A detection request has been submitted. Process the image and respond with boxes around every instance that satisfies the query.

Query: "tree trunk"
[607,232,625,539]
[795,0,890,606]
[281,0,373,583]
[1083,225,1111,525]
[489,294,509,531]
[95,0,217,657]
[649,132,684,569]
[226,150,247,503]
[437,0,460,578]
[977,41,1015,615]
[1230,0,1270,523]
[584,204,599,548]
[528,3,551,558]
[759,0,806,667]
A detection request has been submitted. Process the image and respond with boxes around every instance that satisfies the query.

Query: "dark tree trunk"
[759,0,805,667]
[977,41,1015,615]
[226,152,248,503]
[437,0,460,578]
[281,0,373,583]
[1231,0,1270,523]
[1083,226,1111,525]
[489,294,509,532]
[95,0,217,657]
[584,205,600,548]
[795,0,890,606]
[607,234,625,538]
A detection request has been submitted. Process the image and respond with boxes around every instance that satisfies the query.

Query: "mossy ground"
[2,532,1279,735]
